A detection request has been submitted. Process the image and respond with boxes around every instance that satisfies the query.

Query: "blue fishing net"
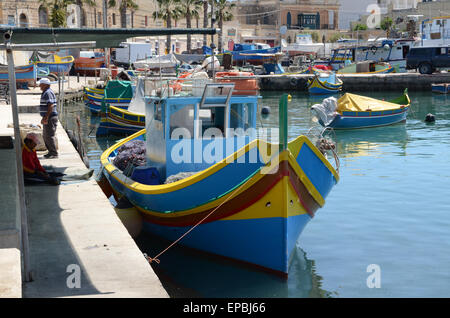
[113,140,146,171]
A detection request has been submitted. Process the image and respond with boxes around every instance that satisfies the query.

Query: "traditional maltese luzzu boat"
[100,83,339,276]
[311,89,410,129]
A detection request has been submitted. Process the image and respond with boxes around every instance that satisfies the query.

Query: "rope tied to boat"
[145,172,257,265]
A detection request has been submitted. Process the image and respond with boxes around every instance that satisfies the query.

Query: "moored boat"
[311,89,411,129]
[74,51,105,76]
[85,80,133,114]
[337,61,394,74]
[431,83,449,94]
[99,84,340,276]
[34,55,74,74]
[0,63,36,85]
[97,78,146,136]
[307,71,343,95]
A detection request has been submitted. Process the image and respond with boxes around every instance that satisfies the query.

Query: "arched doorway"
[19,13,28,27]
[287,12,291,29]
[38,6,48,26]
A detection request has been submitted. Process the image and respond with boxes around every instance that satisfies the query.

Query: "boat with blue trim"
[311,89,410,129]
[96,78,146,135]
[0,63,36,86]
[99,84,339,276]
[431,83,449,94]
[33,55,74,74]
[84,80,133,114]
[307,71,343,95]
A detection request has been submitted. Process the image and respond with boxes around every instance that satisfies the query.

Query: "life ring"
[290,77,298,87]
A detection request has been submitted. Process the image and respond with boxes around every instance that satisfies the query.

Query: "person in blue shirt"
[39,78,58,159]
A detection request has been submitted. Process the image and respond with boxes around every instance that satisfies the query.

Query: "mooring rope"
[146,170,257,265]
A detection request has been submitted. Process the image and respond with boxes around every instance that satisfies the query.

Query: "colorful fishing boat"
[431,83,449,94]
[0,64,37,85]
[307,71,343,95]
[226,43,281,66]
[34,55,74,74]
[84,80,133,114]
[74,51,105,76]
[311,89,410,129]
[99,84,339,276]
[96,79,145,136]
[337,61,394,74]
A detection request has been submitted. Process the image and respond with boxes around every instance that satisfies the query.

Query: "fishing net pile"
[164,171,197,184]
[113,140,146,171]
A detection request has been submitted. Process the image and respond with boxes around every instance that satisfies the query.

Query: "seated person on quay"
[22,133,60,185]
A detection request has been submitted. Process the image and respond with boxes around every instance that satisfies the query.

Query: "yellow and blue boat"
[307,71,343,95]
[34,55,75,74]
[311,89,410,129]
[100,85,339,276]
[84,80,133,114]
[96,78,146,136]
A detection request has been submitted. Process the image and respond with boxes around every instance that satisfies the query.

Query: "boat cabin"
[144,83,259,181]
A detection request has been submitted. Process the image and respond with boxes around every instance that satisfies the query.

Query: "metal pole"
[5,36,32,282]
[279,94,288,152]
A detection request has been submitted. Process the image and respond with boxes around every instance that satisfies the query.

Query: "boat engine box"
[131,166,161,185]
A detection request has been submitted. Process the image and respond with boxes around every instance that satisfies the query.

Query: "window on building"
[7,15,15,26]
[145,16,148,27]
[38,6,48,26]
[81,9,87,27]
[112,13,116,25]
[19,13,28,27]
[98,12,102,25]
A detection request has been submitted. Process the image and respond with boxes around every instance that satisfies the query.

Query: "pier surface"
[0,93,168,298]
[256,72,450,91]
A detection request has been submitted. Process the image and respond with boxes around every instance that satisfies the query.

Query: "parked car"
[406,46,450,74]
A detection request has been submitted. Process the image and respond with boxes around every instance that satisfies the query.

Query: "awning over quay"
[0,27,218,48]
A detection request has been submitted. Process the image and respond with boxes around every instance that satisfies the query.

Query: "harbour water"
[62,90,449,298]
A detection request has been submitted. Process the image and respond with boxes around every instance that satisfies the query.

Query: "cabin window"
[169,104,195,139]
[230,103,253,132]
[154,102,162,121]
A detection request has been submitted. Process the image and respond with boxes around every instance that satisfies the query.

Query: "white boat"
[133,54,179,71]
[330,37,418,73]
[282,34,324,57]
[417,16,450,47]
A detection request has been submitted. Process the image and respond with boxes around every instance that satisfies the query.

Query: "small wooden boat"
[96,79,146,136]
[215,71,259,95]
[84,80,133,114]
[337,61,394,74]
[311,89,410,129]
[74,51,105,76]
[431,83,449,94]
[0,64,36,85]
[307,71,343,95]
[99,85,339,276]
[35,55,74,74]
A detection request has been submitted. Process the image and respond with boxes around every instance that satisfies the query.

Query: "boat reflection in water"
[136,233,334,298]
[333,124,409,159]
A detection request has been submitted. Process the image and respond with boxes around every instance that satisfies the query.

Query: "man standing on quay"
[39,78,58,159]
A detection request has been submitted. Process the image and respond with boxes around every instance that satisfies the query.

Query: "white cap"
[38,78,51,85]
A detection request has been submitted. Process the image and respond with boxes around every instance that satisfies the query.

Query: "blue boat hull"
[327,108,409,129]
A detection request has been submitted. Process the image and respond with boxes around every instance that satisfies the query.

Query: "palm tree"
[202,0,208,47]
[179,0,203,52]
[212,0,235,52]
[39,0,95,27]
[108,0,139,28]
[153,0,181,54]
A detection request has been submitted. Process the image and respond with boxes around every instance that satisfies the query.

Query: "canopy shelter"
[0,27,218,48]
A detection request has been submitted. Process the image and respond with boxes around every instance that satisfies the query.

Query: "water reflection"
[334,124,409,158]
[135,234,334,298]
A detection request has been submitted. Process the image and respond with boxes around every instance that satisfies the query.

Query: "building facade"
[0,0,159,29]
